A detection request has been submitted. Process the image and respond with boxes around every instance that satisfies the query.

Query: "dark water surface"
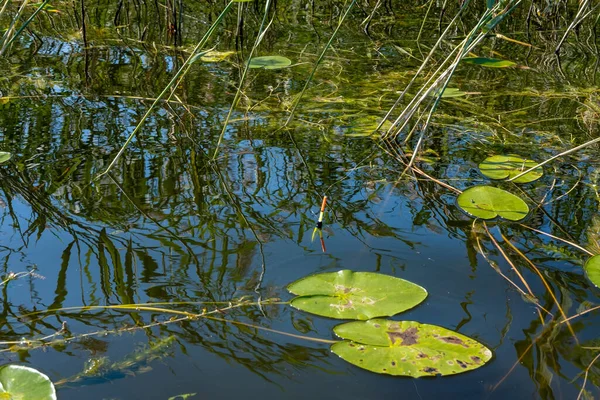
[0,1,599,399]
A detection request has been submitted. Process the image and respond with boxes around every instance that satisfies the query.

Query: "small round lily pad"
[0,365,56,400]
[249,56,292,70]
[457,185,529,221]
[434,87,467,98]
[584,255,600,288]
[478,155,542,183]
[463,57,516,68]
[0,152,12,164]
[288,270,427,320]
[332,319,493,377]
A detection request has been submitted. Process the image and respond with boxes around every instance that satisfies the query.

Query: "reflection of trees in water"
[1,89,598,397]
[0,85,411,387]
[2,300,335,386]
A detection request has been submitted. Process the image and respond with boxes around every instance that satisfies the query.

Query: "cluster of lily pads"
[287,270,492,377]
[457,154,543,221]
[456,155,600,290]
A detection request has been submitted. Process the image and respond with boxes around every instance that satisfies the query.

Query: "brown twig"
[518,224,594,256]
[500,231,578,342]
[577,351,600,400]
[560,305,600,325]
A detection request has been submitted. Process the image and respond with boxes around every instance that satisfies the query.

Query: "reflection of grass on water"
[6,298,338,387]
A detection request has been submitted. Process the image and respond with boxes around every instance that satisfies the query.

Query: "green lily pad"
[584,255,600,287]
[331,319,493,377]
[463,57,516,68]
[249,56,292,70]
[199,50,235,63]
[0,365,57,400]
[434,87,467,98]
[0,152,12,164]
[478,155,543,183]
[288,270,427,320]
[344,115,392,137]
[457,186,529,221]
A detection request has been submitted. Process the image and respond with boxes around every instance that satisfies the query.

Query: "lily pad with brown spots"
[288,270,427,320]
[331,319,492,377]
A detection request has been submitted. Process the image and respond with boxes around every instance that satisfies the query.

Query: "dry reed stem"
[517,224,593,256]
[491,340,535,392]
[500,232,578,342]
[483,223,536,297]
[474,223,532,300]
[509,136,600,182]
[577,351,600,400]
[560,304,600,325]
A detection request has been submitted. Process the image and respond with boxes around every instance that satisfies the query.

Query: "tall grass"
[0,0,50,55]
[2,1,600,393]
[97,1,236,178]
[282,0,357,128]
[379,0,522,160]
[212,0,274,160]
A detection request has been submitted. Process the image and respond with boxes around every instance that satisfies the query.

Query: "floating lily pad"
[463,57,516,68]
[331,319,493,377]
[441,88,467,98]
[0,152,11,164]
[288,270,427,320]
[199,50,235,63]
[435,87,467,98]
[457,186,529,221]
[584,255,600,287]
[249,56,292,70]
[344,115,392,137]
[0,365,56,400]
[478,155,543,183]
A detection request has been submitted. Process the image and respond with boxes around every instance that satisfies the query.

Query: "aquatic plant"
[457,186,529,221]
[0,365,56,400]
[0,0,50,55]
[288,270,427,320]
[0,0,599,398]
[332,320,492,377]
[478,155,543,183]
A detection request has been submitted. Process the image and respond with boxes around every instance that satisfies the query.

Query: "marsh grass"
[379,1,522,149]
[376,0,599,185]
[0,0,50,55]
[212,0,274,160]
[98,1,236,178]
[282,0,357,128]
[1,0,600,395]
[5,298,330,357]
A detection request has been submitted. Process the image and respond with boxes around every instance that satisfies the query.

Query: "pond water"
[0,1,599,399]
